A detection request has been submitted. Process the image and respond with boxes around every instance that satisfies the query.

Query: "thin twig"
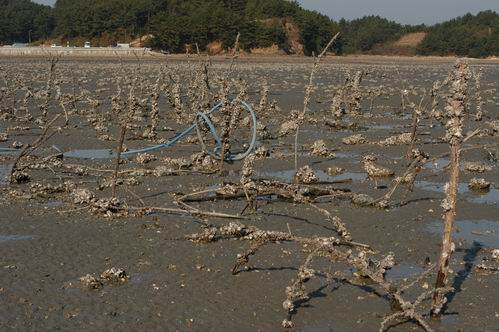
[294,32,340,171]
[9,114,61,183]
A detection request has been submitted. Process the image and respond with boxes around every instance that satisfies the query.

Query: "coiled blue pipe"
[121,100,257,161]
[61,100,257,161]
[1,101,258,160]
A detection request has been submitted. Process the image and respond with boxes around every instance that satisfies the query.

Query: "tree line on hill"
[0,0,497,58]
[416,10,499,58]
[0,0,54,44]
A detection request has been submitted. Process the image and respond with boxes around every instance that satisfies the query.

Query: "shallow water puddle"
[367,124,401,130]
[426,219,499,248]
[386,263,425,280]
[257,169,367,183]
[64,149,116,159]
[415,181,499,205]
[423,158,450,170]
[467,189,499,205]
[301,128,326,139]
[0,235,33,243]
[44,200,64,208]
[255,193,280,202]
[128,272,156,286]
[423,158,493,172]
[268,150,359,160]
[0,149,18,156]
[0,164,12,185]
[334,152,360,159]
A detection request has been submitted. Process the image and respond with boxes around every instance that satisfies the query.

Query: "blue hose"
[64,100,258,161]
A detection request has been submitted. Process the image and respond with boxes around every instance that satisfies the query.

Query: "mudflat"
[0,56,498,331]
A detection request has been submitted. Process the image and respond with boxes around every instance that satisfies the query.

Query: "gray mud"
[0,56,498,331]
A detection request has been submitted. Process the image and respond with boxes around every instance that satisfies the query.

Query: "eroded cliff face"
[255,17,304,55]
[283,17,304,55]
[203,17,304,56]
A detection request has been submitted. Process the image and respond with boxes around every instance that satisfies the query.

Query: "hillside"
[417,10,499,58]
[0,0,54,44]
[370,32,427,56]
[0,1,498,58]
[49,0,337,55]
[394,32,427,48]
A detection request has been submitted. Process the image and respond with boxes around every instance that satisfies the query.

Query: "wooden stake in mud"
[111,76,138,198]
[406,93,426,163]
[40,55,60,120]
[431,60,471,318]
[219,32,241,174]
[111,125,126,198]
[294,32,340,172]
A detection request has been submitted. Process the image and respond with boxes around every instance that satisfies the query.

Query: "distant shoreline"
[1,47,498,64]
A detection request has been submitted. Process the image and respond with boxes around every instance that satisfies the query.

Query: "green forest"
[416,10,499,58]
[0,0,498,57]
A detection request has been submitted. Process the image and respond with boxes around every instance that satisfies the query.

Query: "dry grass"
[393,32,427,48]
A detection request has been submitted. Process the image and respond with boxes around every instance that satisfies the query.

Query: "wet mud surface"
[0,57,498,331]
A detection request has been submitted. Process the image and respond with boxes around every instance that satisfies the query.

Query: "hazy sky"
[33,0,499,25]
[296,0,499,25]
